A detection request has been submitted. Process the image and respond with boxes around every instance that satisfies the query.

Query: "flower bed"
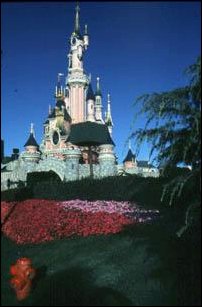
[1,199,159,245]
[1,201,16,224]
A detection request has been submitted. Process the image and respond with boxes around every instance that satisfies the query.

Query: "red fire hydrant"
[10,257,36,301]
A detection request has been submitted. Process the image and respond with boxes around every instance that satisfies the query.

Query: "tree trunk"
[1,202,17,227]
[88,146,93,178]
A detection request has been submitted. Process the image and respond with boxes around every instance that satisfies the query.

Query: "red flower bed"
[1,200,133,245]
[1,201,16,224]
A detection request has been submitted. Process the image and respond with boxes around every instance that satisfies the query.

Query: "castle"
[1,4,159,191]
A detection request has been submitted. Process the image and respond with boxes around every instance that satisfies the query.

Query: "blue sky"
[1,1,201,163]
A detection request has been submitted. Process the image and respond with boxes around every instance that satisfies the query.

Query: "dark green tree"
[131,57,201,236]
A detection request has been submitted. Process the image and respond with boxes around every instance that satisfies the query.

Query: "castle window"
[72,164,74,170]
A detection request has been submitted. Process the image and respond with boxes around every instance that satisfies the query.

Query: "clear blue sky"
[1,1,201,163]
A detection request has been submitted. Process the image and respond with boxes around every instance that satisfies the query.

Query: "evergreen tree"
[131,57,201,236]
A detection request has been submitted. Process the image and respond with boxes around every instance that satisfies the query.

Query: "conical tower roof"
[24,123,39,147]
[86,83,95,100]
[95,77,102,97]
[123,149,136,163]
[24,133,39,147]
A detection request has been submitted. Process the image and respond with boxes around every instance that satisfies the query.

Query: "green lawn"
[2,220,200,306]
[1,176,201,306]
[0,229,171,306]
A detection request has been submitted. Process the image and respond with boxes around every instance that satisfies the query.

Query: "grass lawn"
[1,176,201,306]
[1,228,174,306]
[2,220,200,306]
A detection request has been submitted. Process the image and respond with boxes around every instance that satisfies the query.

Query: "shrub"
[1,187,33,202]
[27,171,61,188]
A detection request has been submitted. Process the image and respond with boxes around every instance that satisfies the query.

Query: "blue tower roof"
[24,133,39,147]
[123,149,136,163]
[86,83,95,100]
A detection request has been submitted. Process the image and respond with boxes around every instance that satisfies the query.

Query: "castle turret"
[64,146,81,181]
[123,145,137,169]
[99,144,117,177]
[24,123,39,152]
[21,123,41,166]
[86,83,95,122]
[95,77,104,123]
[97,125,117,177]
[42,74,72,157]
[105,93,113,135]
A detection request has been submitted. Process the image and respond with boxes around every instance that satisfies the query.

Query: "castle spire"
[83,24,89,49]
[107,94,112,117]
[24,123,39,149]
[86,83,95,122]
[74,2,80,35]
[105,93,113,134]
[94,77,104,123]
[95,77,102,97]
[84,24,88,35]
[30,123,35,137]
[86,83,95,101]
[55,73,64,99]
[48,105,52,115]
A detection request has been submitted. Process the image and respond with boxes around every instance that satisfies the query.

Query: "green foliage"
[1,210,200,306]
[30,175,164,208]
[1,187,33,202]
[131,57,201,236]
[160,165,190,179]
[27,171,61,188]
[133,57,201,171]
[1,175,200,305]
[2,156,13,164]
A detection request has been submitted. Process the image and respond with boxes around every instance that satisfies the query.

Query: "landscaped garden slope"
[1,175,201,306]
[2,174,164,204]
[1,221,200,306]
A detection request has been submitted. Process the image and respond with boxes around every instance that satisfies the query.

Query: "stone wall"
[1,154,159,191]
[79,164,100,179]
[36,157,66,181]
[118,164,159,178]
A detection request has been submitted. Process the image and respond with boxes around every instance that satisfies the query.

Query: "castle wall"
[1,155,159,191]
[118,164,159,178]
[98,144,117,178]
[36,157,66,180]
[79,164,100,179]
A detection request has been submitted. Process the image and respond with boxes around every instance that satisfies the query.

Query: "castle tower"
[24,123,38,153]
[86,83,95,122]
[43,74,71,157]
[64,147,81,181]
[105,93,113,135]
[98,144,117,177]
[21,123,41,166]
[95,77,104,123]
[123,141,137,169]
[66,3,89,123]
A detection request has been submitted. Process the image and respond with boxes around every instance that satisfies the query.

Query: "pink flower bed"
[1,199,159,245]
[58,200,136,214]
